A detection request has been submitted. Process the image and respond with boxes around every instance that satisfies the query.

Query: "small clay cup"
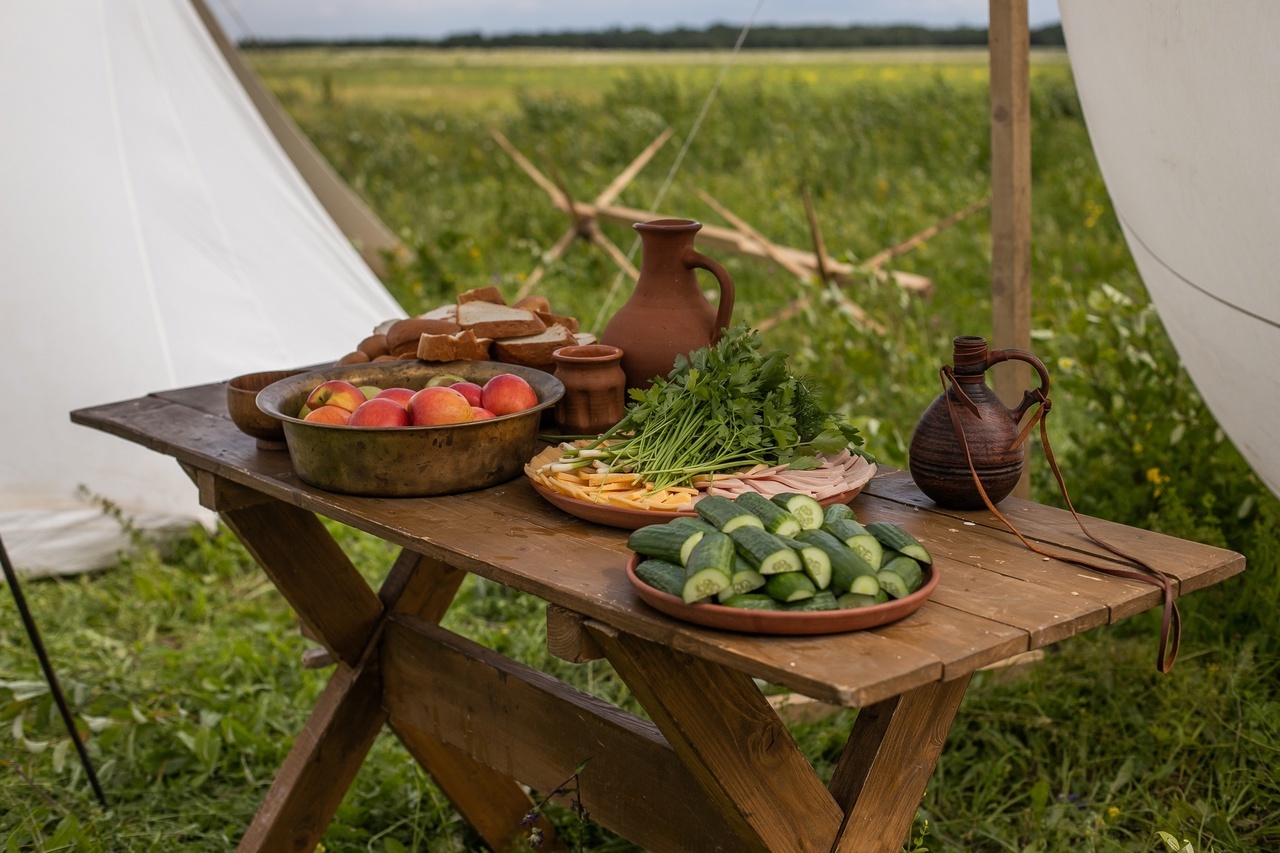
[551,344,627,436]
[226,369,305,449]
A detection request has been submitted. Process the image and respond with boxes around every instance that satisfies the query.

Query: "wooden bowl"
[226,369,305,450]
[256,360,564,497]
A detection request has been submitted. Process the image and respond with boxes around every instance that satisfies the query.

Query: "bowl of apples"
[256,360,563,496]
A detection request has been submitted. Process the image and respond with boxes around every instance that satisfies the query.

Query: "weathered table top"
[73,380,1245,709]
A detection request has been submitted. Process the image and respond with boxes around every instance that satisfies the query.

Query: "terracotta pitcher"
[908,335,1052,509]
[600,219,735,391]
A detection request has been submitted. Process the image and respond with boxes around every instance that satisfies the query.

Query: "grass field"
[2,47,1277,852]
[254,46,1071,113]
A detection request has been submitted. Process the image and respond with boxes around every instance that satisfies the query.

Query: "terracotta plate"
[526,448,876,530]
[625,553,939,635]
[528,477,872,530]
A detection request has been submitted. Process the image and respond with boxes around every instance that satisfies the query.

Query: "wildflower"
[1108,806,1121,820]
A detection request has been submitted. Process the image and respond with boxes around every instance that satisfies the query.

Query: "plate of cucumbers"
[624,493,939,635]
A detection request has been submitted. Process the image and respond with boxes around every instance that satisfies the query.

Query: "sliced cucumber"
[682,565,733,604]
[627,524,701,566]
[718,593,781,610]
[716,566,767,601]
[634,558,685,597]
[823,518,884,570]
[770,492,825,530]
[695,495,765,533]
[764,571,816,603]
[733,492,802,538]
[846,573,882,597]
[794,528,877,593]
[784,590,839,612]
[865,521,933,565]
[686,530,735,573]
[822,502,857,525]
[668,516,719,535]
[837,591,888,609]
[728,527,804,575]
[778,536,832,591]
[880,555,923,593]
[876,569,911,599]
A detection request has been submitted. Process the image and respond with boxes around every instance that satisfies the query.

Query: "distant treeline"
[248,22,1065,50]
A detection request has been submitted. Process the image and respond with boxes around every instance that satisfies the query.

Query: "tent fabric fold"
[1060,2,1280,499]
[0,0,407,577]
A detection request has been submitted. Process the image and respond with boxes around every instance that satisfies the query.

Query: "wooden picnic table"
[73,379,1244,853]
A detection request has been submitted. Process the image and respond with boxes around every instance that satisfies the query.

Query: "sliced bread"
[418,304,458,323]
[457,301,546,339]
[416,328,493,362]
[387,317,462,356]
[457,285,505,306]
[535,310,579,334]
[493,324,576,368]
[513,294,552,314]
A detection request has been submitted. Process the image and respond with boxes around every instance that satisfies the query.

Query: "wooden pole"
[989,0,1033,498]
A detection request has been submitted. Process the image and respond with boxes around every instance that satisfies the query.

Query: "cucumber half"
[771,493,825,530]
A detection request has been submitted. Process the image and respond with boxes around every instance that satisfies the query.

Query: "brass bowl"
[227,369,306,450]
[256,360,564,497]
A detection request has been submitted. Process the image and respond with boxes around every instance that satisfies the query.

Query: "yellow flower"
[1108,806,1121,819]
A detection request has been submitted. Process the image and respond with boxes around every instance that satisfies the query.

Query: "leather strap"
[939,365,1181,672]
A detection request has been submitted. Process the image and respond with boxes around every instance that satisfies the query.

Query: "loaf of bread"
[336,350,371,365]
[357,334,390,359]
[457,301,546,339]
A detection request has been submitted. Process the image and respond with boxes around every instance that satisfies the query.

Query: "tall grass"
[2,52,1276,851]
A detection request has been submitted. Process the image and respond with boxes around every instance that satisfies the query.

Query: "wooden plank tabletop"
[72,381,1246,708]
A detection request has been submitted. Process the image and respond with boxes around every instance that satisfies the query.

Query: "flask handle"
[987,348,1052,422]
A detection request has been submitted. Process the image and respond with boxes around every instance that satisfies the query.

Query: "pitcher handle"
[987,348,1052,422]
[683,248,736,343]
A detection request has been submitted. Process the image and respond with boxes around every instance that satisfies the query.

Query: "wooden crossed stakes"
[490,126,672,299]
[492,126,989,333]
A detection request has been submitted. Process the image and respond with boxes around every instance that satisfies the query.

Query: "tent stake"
[0,535,107,807]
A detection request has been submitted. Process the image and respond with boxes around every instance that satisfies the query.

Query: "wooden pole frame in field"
[989,0,1034,497]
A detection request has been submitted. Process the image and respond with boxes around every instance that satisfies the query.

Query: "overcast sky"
[209,0,1062,42]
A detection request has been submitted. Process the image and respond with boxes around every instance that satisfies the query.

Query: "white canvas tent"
[0,0,406,577]
[1059,2,1280,499]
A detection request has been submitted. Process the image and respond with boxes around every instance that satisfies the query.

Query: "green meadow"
[2,47,1276,852]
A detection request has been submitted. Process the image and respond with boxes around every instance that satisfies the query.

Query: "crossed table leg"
[204,479,969,852]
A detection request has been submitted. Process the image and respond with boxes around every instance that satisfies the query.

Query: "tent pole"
[989,0,1034,498]
[0,535,107,807]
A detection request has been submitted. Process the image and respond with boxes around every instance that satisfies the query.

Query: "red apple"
[374,387,415,408]
[303,405,352,425]
[348,397,411,427]
[481,373,538,416]
[470,407,496,420]
[450,381,484,407]
[408,386,474,426]
[305,380,366,413]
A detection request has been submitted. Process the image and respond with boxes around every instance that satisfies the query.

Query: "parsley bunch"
[586,324,863,490]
